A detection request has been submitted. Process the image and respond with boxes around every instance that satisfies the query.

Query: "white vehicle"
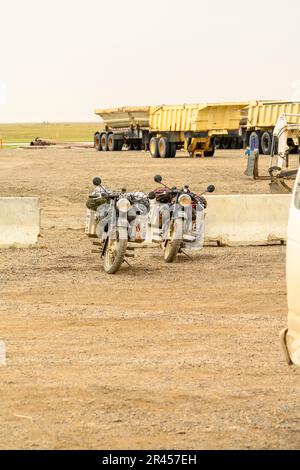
[270,113,300,172]
[280,166,300,365]
[245,113,300,192]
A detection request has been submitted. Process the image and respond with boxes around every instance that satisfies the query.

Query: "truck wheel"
[149,137,160,158]
[158,137,170,158]
[221,137,231,149]
[118,140,123,151]
[249,132,260,152]
[94,132,102,151]
[230,138,239,149]
[169,143,177,158]
[100,133,109,151]
[204,146,215,157]
[214,137,221,149]
[261,132,272,155]
[108,133,118,151]
[133,141,142,151]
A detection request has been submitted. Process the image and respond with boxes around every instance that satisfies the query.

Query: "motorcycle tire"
[163,219,182,263]
[103,229,128,274]
[163,239,181,263]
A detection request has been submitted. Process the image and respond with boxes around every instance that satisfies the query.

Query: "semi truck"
[94,102,248,158]
[93,100,300,157]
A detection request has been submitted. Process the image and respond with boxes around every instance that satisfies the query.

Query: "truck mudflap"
[279,328,293,365]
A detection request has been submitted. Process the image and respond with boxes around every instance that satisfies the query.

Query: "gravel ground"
[0,147,299,449]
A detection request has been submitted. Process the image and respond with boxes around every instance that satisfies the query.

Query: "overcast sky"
[0,0,300,122]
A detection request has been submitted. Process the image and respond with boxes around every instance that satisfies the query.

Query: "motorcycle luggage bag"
[154,188,172,204]
[86,195,109,211]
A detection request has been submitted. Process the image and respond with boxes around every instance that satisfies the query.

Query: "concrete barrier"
[205,194,291,246]
[0,198,40,248]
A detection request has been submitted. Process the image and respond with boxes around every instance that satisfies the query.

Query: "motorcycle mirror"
[207,184,215,193]
[154,175,162,183]
[93,177,102,186]
[148,191,156,200]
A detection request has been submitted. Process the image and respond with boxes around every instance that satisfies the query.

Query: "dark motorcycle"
[148,175,215,262]
[86,177,149,274]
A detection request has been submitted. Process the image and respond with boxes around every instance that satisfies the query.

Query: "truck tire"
[221,137,231,149]
[249,131,260,152]
[149,137,160,158]
[117,140,123,151]
[214,137,221,149]
[100,133,109,151]
[230,138,239,149]
[108,133,118,151]
[133,141,142,151]
[204,146,215,157]
[170,143,177,158]
[94,132,102,151]
[158,137,170,158]
[261,131,272,155]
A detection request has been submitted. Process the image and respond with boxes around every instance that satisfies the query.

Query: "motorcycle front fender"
[101,237,109,257]
[174,211,187,220]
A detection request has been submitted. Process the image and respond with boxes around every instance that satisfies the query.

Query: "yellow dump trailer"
[95,106,150,129]
[94,106,150,151]
[150,104,199,132]
[243,100,300,154]
[150,102,246,132]
[149,102,248,158]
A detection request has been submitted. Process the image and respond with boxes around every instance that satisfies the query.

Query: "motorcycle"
[148,175,215,262]
[85,177,150,274]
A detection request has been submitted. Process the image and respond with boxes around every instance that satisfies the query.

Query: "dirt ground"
[0,147,299,450]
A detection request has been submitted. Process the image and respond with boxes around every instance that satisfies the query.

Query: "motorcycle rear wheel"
[103,231,128,274]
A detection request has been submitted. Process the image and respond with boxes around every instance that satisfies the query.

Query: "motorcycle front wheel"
[103,230,128,274]
[163,219,182,263]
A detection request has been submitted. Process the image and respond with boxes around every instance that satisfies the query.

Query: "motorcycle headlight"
[178,194,192,207]
[117,198,131,212]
